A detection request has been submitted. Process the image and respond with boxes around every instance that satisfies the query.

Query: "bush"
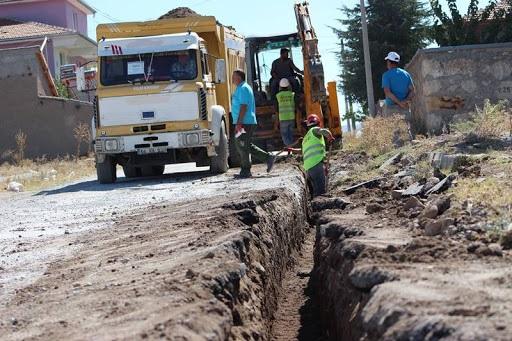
[453,100,512,142]
[343,115,410,156]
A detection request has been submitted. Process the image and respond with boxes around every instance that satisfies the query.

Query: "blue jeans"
[280,120,295,146]
[307,162,326,197]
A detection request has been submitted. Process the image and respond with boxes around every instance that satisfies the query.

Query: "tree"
[333,0,432,113]
[431,0,512,46]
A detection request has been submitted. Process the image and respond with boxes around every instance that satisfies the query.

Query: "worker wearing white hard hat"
[276,78,296,146]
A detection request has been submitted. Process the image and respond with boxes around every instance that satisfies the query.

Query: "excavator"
[245,1,342,150]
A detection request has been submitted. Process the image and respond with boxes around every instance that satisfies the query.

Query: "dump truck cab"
[93,17,245,183]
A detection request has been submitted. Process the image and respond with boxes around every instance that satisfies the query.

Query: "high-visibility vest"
[276,91,295,121]
[302,128,326,171]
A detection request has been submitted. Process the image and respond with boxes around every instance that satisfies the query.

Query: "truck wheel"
[97,156,117,184]
[211,123,229,174]
[122,165,138,178]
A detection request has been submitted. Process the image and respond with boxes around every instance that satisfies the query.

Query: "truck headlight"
[104,139,119,151]
[186,133,200,146]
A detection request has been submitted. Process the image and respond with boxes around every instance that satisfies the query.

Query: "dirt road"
[0,163,309,340]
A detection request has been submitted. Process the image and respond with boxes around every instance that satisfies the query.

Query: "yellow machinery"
[245,2,342,150]
[93,17,245,183]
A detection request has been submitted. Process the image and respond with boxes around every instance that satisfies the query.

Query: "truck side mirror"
[215,59,226,84]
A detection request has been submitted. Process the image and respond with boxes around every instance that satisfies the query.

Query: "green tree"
[431,0,512,46]
[333,0,432,113]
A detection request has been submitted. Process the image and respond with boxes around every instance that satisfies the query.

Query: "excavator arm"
[295,2,342,137]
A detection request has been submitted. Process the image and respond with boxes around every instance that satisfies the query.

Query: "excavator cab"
[246,33,307,150]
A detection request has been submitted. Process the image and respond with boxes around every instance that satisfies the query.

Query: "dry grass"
[73,122,92,161]
[0,156,96,192]
[343,115,410,156]
[453,100,512,141]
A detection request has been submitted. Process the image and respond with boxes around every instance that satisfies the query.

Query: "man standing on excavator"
[270,48,303,97]
[287,114,334,197]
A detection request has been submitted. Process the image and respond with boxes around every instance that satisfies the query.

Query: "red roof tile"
[0,19,74,41]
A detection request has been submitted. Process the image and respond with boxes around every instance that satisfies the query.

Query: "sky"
[84,0,487,117]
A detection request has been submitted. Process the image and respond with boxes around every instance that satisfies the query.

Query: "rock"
[430,196,451,215]
[423,177,440,193]
[476,244,503,257]
[366,203,384,214]
[499,229,512,250]
[349,265,396,291]
[311,197,350,212]
[379,152,403,170]
[403,197,424,211]
[185,269,198,279]
[465,230,479,241]
[421,205,439,219]
[391,190,404,200]
[252,262,265,275]
[488,243,503,257]
[467,241,484,253]
[402,182,424,197]
[236,209,260,226]
[425,175,456,196]
[6,181,24,192]
[424,220,443,236]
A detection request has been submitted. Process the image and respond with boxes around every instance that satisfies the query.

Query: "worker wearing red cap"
[288,114,334,197]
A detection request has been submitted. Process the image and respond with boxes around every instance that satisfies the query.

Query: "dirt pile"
[0,173,309,340]
[308,133,512,340]
[159,7,201,20]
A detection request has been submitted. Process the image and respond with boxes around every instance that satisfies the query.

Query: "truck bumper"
[95,130,214,156]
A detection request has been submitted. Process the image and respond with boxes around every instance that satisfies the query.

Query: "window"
[100,50,198,86]
[73,12,78,31]
[200,50,210,79]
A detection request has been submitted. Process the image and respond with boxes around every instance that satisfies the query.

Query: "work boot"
[267,155,276,173]
[234,171,252,179]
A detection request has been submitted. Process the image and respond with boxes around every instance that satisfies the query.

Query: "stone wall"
[407,43,512,134]
[0,46,93,160]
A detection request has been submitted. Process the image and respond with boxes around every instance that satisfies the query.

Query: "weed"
[73,122,91,161]
[343,115,410,156]
[14,130,27,165]
[452,100,512,142]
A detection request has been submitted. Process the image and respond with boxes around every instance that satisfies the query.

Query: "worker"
[382,51,415,116]
[270,48,303,97]
[276,78,296,146]
[171,53,196,79]
[287,114,334,197]
[231,69,275,178]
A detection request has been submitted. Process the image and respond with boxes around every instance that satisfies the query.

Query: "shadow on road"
[35,170,218,196]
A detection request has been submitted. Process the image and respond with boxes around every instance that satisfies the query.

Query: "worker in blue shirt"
[231,70,275,178]
[382,52,415,117]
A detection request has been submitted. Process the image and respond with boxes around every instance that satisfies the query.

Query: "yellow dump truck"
[93,17,245,183]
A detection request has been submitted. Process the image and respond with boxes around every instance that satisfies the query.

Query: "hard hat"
[384,51,400,63]
[306,114,321,127]
[279,78,290,88]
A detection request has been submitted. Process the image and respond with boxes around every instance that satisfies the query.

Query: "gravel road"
[0,163,299,306]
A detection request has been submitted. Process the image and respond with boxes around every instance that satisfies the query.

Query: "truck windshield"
[100,50,197,86]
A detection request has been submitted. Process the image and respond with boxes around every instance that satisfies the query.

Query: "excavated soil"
[0,174,310,340]
[309,152,512,340]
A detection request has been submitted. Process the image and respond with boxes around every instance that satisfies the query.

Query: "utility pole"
[360,0,375,117]
[340,39,351,132]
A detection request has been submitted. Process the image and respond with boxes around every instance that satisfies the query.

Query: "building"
[407,43,512,134]
[0,0,97,77]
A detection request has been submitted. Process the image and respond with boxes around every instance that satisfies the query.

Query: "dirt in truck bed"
[159,7,201,19]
